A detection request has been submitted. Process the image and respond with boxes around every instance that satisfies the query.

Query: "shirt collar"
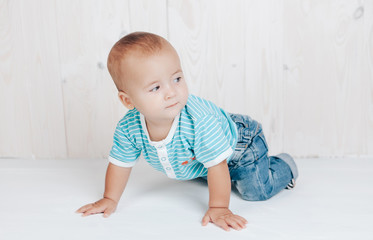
[139,113,180,147]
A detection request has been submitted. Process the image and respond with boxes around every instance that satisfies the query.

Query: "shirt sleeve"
[108,123,141,168]
[194,115,234,168]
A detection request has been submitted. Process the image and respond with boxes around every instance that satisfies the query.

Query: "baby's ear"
[118,91,135,110]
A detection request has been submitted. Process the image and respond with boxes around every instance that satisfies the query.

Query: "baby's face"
[119,43,189,123]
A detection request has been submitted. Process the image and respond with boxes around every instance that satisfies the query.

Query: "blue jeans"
[225,113,298,201]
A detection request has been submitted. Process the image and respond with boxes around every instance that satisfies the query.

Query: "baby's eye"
[150,86,160,92]
[173,77,181,83]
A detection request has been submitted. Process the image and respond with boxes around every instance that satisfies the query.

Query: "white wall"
[0,0,372,159]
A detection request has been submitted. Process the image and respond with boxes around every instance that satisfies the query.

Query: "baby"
[76,32,298,231]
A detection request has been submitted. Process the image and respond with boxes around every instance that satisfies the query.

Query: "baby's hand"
[202,207,248,231]
[76,197,117,217]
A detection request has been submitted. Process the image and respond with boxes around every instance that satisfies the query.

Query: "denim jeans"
[224,113,298,201]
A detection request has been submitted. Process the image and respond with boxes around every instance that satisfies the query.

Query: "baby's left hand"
[202,207,248,231]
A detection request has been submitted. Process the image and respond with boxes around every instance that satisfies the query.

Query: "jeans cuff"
[276,153,299,180]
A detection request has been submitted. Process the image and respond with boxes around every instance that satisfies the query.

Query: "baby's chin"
[174,102,187,114]
[166,108,183,119]
[164,104,184,118]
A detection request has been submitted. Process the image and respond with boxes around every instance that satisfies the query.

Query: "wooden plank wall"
[0,0,372,159]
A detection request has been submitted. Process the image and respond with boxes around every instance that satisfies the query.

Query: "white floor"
[1,157,373,240]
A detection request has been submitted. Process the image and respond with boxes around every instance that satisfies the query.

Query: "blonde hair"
[107,32,167,90]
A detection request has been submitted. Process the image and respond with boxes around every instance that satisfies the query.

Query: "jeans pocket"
[230,113,252,144]
[229,113,253,169]
[252,128,269,160]
[228,148,243,168]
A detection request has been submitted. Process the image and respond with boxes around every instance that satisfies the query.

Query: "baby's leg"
[228,114,298,201]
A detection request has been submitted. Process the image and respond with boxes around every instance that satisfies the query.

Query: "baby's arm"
[76,162,132,217]
[201,160,248,231]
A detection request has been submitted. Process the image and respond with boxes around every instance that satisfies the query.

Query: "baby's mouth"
[166,102,178,108]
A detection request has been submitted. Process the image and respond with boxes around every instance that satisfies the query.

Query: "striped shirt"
[109,94,238,180]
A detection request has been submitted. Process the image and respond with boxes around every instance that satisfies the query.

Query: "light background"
[1,0,372,159]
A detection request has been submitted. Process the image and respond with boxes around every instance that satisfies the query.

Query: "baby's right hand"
[76,197,117,217]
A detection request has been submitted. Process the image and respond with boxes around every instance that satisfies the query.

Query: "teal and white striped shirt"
[109,94,238,180]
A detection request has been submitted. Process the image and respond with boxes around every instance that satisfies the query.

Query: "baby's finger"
[225,218,243,231]
[235,215,248,224]
[201,214,210,226]
[82,202,106,217]
[76,203,93,213]
[214,219,230,231]
[103,206,115,218]
[82,205,104,217]
[232,215,248,228]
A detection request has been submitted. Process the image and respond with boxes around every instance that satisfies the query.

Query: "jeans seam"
[251,129,268,200]
[254,162,267,200]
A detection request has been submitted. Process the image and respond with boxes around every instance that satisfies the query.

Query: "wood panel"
[243,0,284,155]
[0,0,67,158]
[0,0,33,158]
[54,0,130,158]
[128,0,168,36]
[283,0,373,157]
[362,0,373,156]
[167,0,246,115]
[0,0,372,159]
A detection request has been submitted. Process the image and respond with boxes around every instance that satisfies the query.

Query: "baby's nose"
[165,85,176,99]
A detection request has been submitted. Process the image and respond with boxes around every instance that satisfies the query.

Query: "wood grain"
[0,0,372,158]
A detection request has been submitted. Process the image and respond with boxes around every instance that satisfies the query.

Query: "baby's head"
[107,32,189,122]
